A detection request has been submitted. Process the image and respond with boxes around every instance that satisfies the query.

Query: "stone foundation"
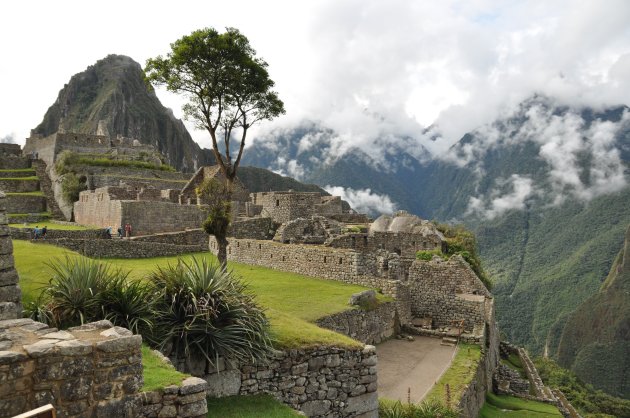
[316,302,399,345]
[0,193,22,320]
[139,377,207,418]
[32,238,204,259]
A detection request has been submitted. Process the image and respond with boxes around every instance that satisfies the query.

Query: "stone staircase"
[0,148,60,223]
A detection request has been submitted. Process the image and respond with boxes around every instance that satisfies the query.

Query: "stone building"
[249,191,345,223]
[179,165,250,205]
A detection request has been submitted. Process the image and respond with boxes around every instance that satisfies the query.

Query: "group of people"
[31,225,47,240]
[105,223,133,239]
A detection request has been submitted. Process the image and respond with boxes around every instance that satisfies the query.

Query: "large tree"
[146,27,285,266]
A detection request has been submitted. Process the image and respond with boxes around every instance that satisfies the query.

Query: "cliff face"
[556,225,630,399]
[33,54,214,172]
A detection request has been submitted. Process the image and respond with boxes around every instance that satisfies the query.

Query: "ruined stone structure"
[74,186,206,236]
[179,165,250,205]
[249,191,348,223]
[23,132,159,168]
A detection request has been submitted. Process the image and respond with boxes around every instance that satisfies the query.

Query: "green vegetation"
[5,191,44,196]
[8,212,51,220]
[147,257,272,365]
[60,172,87,203]
[0,168,36,173]
[14,241,374,349]
[206,395,301,417]
[9,222,93,230]
[141,345,189,392]
[378,399,458,418]
[424,344,482,406]
[55,150,175,174]
[534,357,630,417]
[0,176,38,181]
[416,249,447,261]
[479,392,562,417]
[434,223,492,289]
[501,353,527,379]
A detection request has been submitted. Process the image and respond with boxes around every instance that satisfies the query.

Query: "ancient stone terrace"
[23,131,158,167]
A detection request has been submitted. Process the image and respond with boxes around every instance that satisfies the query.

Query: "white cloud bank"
[324,185,396,216]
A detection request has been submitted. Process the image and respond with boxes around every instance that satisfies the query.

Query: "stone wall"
[0,144,21,156]
[0,319,144,418]
[202,345,378,418]
[74,189,207,236]
[0,193,21,320]
[0,179,39,193]
[131,229,208,248]
[139,377,208,418]
[0,156,31,170]
[9,227,109,241]
[33,238,203,259]
[91,175,188,192]
[32,160,64,219]
[23,134,57,166]
[407,256,491,332]
[327,231,443,259]
[74,189,123,229]
[229,217,276,240]
[315,302,399,345]
[252,191,329,224]
[6,194,47,213]
[210,237,403,296]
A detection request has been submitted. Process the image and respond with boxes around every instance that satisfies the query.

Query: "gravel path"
[376,336,457,403]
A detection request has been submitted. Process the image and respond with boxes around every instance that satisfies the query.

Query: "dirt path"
[376,337,457,403]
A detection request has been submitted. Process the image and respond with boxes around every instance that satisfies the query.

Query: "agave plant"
[148,256,273,368]
[378,399,459,418]
[44,256,112,328]
[100,274,155,335]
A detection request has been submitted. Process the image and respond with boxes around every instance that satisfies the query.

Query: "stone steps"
[31,160,64,219]
[441,336,458,346]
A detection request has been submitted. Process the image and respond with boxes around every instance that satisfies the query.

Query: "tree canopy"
[145,27,285,181]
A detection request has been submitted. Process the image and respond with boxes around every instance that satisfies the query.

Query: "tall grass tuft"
[379,398,459,418]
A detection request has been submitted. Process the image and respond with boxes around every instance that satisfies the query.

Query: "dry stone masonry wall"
[0,193,21,320]
[315,302,399,345]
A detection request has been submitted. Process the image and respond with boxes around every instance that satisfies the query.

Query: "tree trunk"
[216,233,229,270]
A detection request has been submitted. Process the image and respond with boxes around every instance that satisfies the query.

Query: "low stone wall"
[6,194,47,213]
[33,238,204,259]
[9,227,109,240]
[0,156,30,169]
[316,302,399,345]
[0,319,143,418]
[139,377,207,418]
[131,229,208,249]
[0,178,39,193]
[203,345,379,418]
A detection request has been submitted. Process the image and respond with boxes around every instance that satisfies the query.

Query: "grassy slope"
[9,222,93,230]
[13,241,374,349]
[479,393,562,417]
[206,395,301,418]
[141,345,189,392]
[424,344,482,406]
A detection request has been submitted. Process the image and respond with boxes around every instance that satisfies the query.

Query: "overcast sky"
[1,0,629,153]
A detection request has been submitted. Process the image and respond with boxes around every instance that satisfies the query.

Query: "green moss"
[141,345,189,392]
[424,344,482,406]
[206,395,302,417]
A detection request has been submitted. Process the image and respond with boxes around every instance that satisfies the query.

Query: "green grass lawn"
[206,395,301,418]
[141,345,189,392]
[424,344,482,406]
[13,240,379,348]
[0,168,36,173]
[5,191,44,196]
[9,222,94,230]
[0,176,39,181]
[479,392,562,417]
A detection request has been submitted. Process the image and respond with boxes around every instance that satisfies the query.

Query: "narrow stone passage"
[376,336,457,403]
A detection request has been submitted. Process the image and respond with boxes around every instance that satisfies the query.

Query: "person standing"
[124,223,132,238]
[42,226,47,239]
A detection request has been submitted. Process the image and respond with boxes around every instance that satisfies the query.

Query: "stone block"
[55,339,93,356]
[0,239,12,256]
[178,399,208,417]
[0,284,20,303]
[291,362,308,375]
[179,377,207,395]
[0,255,14,271]
[0,350,27,365]
[205,369,241,397]
[69,320,114,331]
[158,404,177,417]
[61,376,93,401]
[0,302,20,320]
[95,334,142,353]
[344,392,378,415]
[0,269,18,286]
[301,399,332,416]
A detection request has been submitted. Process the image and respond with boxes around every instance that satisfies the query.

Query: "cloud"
[0,134,15,144]
[466,174,535,219]
[324,185,396,216]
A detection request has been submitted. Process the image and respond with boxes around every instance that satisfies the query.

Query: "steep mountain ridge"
[555,225,630,399]
[33,54,214,172]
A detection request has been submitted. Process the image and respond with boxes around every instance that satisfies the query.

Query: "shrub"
[416,249,447,261]
[148,257,273,367]
[379,399,458,418]
[101,275,155,335]
[60,172,87,204]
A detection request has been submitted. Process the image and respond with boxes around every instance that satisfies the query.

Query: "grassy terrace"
[141,345,189,392]
[5,191,44,196]
[0,168,36,173]
[13,240,382,349]
[0,176,39,181]
[480,392,562,417]
[9,222,94,230]
[424,343,482,406]
[207,395,302,417]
